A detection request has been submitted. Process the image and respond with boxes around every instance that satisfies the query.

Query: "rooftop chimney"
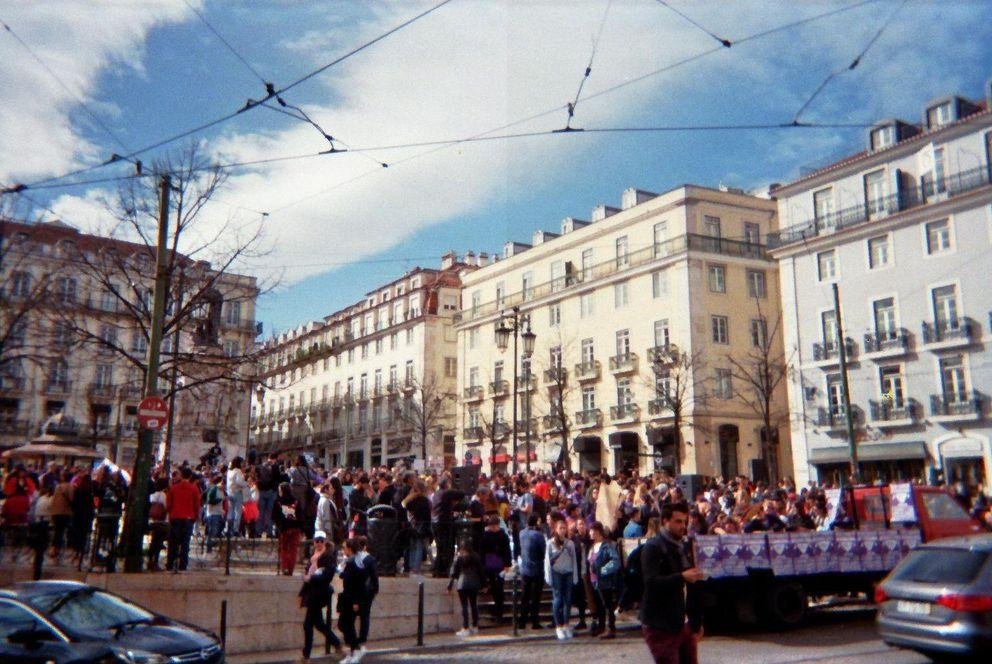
[440,250,457,269]
[621,188,657,210]
[560,217,590,234]
[503,241,532,259]
[532,230,560,245]
[591,204,620,222]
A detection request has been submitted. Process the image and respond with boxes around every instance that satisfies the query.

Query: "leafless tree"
[644,347,707,477]
[394,371,455,463]
[535,331,577,472]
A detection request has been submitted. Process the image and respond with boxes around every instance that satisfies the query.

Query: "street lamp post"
[495,307,536,475]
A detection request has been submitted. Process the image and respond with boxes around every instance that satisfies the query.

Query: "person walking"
[479,514,512,621]
[448,543,484,637]
[544,517,579,640]
[588,521,621,639]
[48,470,74,561]
[225,457,249,537]
[166,466,201,572]
[255,452,280,538]
[517,513,546,630]
[274,481,304,576]
[639,502,706,664]
[300,531,344,662]
[314,482,341,546]
[338,536,379,664]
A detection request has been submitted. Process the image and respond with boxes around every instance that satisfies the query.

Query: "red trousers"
[279,528,301,574]
[642,623,698,664]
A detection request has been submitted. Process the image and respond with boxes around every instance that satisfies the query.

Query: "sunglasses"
[314,538,327,543]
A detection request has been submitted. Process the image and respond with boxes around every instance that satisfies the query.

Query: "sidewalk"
[227,617,643,663]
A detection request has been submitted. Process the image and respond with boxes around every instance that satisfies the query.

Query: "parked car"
[0,580,223,663]
[876,533,992,660]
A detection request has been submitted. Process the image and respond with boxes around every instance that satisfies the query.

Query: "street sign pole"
[122,175,171,573]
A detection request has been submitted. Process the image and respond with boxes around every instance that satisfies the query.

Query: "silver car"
[876,533,992,660]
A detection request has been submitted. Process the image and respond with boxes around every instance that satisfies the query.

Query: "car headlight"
[112,647,169,664]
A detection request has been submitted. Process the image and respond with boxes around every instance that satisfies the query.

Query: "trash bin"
[366,504,399,575]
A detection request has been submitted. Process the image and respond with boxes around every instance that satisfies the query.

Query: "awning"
[608,431,639,450]
[491,453,510,464]
[646,426,676,448]
[544,441,563,464]
[573,435,601,454]
[2,442,104,460]
[809,441,927,465]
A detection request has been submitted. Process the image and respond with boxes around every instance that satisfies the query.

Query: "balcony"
[609,352,638,375]
[930,391,981,422]
[921,319,974,350]
[516,374,536,392]
[44,381,72,396]
[463,426,484,441]
[862,330,909,359]
[811,338,856,366]
[386,381,400,396]
[463,385,484,402]
[357,389,370,403]
[88,383,116,400]
[574,408,602,429]
[489,380,509,397]
[610,403,640,424]
[574,360,601,382]
[516,418,538,435]
[816,405,862,429]
[0,419,31,436]
[648,396,673,416]
[542,415,564,433]
[0,376,27,394]
[869,399,917,427]
[492,422,511,440]
[543,367,567,385]
[647,344,680,367]
[768,164,992,249]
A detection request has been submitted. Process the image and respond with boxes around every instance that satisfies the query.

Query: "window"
[131,330,147,353]
[493,360,504,383]
[615,236,629,269]
[521,271,534,301]
[579,292,594,318]
[653,221,669,257]
[468,327,479,349]
[581,338,595,365]
[826,374,843,416]
[405,360,415,386]
[743,222,760,245]
[470,291,481,315]
[864,170,886,217]
[360,343,368,359]
[750,318,767,348]
[703,215,721,238]
[94,363,113,388]
[495,281,506,308]
[550,260,565,292]
[931,285,959,332]
[652,270,668,298]
[549,345,563,370]
[867,235,890,268]
[817,250,837,281]
[444,357,457,378]
[871,125,896,150]
[408,295,421,317]
[548,302,561,326]
[582,386,596,411]
[615,329,630,357]
[9,271,31,298]
[707,265,726,293]
[390,333,398,350]
[581,249,594,280]
[374,338,382,355]
[821,310,838,349]
[746,270,766,298]
[359,373,368,398]
[406,327,414,345]
[393,301,404,323]
[468,407,480,429]
[813,188,834,225]
[614,281,629,308]
[926,101,952,129]
[58,277,77,304]
[52,322,73,348]
[363,314,374,334]
[879,366,904,408]
[647,321,669,351]
[468,366,479,387]
[388,367,396,389]
[616,378,632,406]
[49,359,70,387]
[655,369,671,401]
[939,355,968,402]
[225,300,241,325]
[223,340,240,357]
[711,316,729,344]
[933,147,947,194]
[873,298,897,340]
[100,287,117,312]
[925,219,951,254]
[714,369,732,399]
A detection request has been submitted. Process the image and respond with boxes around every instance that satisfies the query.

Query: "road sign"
[137,396,168,431]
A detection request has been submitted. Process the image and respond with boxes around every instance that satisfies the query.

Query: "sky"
[2,0,991,337]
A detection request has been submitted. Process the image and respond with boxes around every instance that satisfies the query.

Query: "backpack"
[256,462,275,490]
[207,485,223,506]
[532,493,548,520]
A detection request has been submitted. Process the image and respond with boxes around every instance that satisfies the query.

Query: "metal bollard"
[512,575,518,637]
[224,530,231,576]
[417,581,425,646]
[219,600,227,650]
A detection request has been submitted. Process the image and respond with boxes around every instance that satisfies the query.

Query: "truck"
[675,483,982,627]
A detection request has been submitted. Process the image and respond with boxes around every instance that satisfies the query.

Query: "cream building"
[250,253,476,470]
[455,185,792,479]
[0,218,259,467]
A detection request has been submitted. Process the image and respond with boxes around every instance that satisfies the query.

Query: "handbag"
[484,552,504,572]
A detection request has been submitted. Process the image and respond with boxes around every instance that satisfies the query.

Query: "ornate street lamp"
[494,307,536,474]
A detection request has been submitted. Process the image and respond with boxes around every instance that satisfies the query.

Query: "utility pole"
[122,174,170,573]
[833,283,860,485]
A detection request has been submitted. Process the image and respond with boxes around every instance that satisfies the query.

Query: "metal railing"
[921,318,973,344]
[647,344,680,366]
[869,399,916,422]
[489,380,509,396]
[542,415,564,432]
[463,385,484,401]
[574,408,601,427]
[811,337,856,362]
[930,391,981,417]
[543,367,567,384]
[574,360,601,381]
[609,352,638,373]
[863,331,908,354]
[610,403,640,422]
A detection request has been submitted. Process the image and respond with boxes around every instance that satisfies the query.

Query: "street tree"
[645,346,707,477]
[535,333,577,472]
[394,371,455,465]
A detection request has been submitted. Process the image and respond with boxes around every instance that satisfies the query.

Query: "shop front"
[608,431,640,474]
[646,426,676,475]
[573,435,603,473]
[935,433,990,493]
[808,440,927,486]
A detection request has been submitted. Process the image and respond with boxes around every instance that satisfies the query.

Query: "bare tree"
[535,332,577,472]
[394,371,455,464]
[645,346,707,476]
[725,298,790,485]
[477,393,509,471]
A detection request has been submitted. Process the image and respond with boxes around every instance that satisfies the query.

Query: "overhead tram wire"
[560,0,613,132]
[182,0,268,85]
[792,0,907,124]
[6,0,453,194]
[653,0,732,48]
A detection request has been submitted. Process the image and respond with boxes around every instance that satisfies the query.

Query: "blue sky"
[2,1,991,336]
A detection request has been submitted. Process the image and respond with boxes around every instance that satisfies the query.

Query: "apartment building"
[455,185,791,479]
[0,218,259,467]
[770,83,992,490]
[250,253,475,470]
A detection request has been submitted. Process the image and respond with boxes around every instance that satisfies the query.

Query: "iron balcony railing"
[542,415,564,432]
[609,352,638,374]
[863,330,909,354]
[930,391,981,417]
[921,318,973,344]
[464,385,484,401]
[869,399,916,422]
[574,360,601,381]
[463,426,484,440]
[543,367,567,385]
[648,396,673,415]
[610,403,640,421]
[574,408,601,427]
[489,380,509,397]
[769,164,992,248]
[812,337,856,362]
[647,344,680,366]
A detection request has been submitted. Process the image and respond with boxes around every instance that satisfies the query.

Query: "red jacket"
[167,480,202,520]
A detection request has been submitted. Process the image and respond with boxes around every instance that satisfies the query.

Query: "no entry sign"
[137,396,169,431]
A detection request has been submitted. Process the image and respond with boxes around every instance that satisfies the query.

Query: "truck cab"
[848,484,982,542]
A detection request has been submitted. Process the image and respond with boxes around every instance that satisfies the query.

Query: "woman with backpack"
[588,521,622,639]
[300,530,344,662]
[448,543,484,637]
[338,536,378,664]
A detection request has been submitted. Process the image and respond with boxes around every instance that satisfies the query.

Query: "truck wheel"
[763,581,807,627]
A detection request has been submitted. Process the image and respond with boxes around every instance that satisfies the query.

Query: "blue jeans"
[256,489,277,536]
[550,571,574,627]
[406,534,426,573]
[205,514,224,551]
[226,496,244,535]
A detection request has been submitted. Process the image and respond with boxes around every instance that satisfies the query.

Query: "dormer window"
[870,125,896,150]
[926,101,953,129]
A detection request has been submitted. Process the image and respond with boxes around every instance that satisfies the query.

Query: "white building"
[770,83,992,490]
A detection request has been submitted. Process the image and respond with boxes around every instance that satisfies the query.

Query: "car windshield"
[28,588,154,633]
[890,548,989,585]
[921,492,971,520]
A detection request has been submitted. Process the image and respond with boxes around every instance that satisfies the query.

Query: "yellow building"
[455,185,792,480]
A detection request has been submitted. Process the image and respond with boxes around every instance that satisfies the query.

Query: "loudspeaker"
[750,458,769,484]
[676,474,706,501]
[451,465,481,495]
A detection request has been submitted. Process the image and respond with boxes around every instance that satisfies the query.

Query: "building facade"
[455,185,792,479]
[0,218,259,468]
[250,253,475,470]
[770,86,992,490]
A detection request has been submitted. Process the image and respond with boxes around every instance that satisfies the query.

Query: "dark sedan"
[876,533,992,661]
[0,580,223,663]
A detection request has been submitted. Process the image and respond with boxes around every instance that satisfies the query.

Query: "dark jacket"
[301,551,336,607]
[340,551,379,605]
[479,528,512,571]
[589,540,621,591]
[448,551,484,591]
[518,528,546,578]
[639,531,703,633]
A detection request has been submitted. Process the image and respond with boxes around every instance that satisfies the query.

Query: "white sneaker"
[340,654,355,664]
[456,628,472,637]
[469,626,479,635]
[564,626,574,639]
[356,645,367,661]
[555,627,566,640]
